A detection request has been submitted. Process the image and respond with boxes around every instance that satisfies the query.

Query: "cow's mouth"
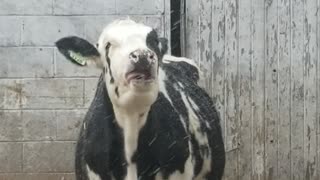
[126,69,155,84]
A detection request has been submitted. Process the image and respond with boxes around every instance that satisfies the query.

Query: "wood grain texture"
[264,0,279,179]
[199,0,213,93]
[183,0,320,179]
[278,0,291,179]
[238,0,252,179]
[291,0,305,179]
[303,0,318,179]
[184,0,199,61]
[318,1,320,179]
[211,0,226,146]
[223,0,239,179]
[251,1,265,180]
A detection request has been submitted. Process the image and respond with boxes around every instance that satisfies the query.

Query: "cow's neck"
[113,105,150,163]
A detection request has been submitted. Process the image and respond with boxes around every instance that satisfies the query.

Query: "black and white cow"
[55,19,225,180]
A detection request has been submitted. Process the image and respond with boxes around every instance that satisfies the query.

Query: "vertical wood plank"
[278,0,292,179]
[185,0,199,60]
[317,0,320,178]
[211,0,226,149]
[199,0,213,94]
[304,0,318,179]
[265,0,279,179]
[251,0,265,179]
[180,0,186,57]
[238,0,252,179]
[163,0,171,53]
[211,4,227,179]
[224,0,239,179]
[291,0,305,179]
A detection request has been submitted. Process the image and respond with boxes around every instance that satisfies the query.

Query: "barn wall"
[0,0,169,179]
[184,0,320,179]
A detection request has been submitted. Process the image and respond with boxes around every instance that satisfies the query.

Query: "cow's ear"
[159,37,168,56]
[55,36,102,68]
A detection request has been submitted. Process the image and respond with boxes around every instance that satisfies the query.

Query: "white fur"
[163,55,202,85]
[94,19,161,180]
[167,156,194,180]
[97,19,155,82]
[86,165,102,180]
[163,55,199,72]
[179,89,212,179]
[158,68,188,131]
[125,164,138,180]
[113,106,150,180]
[84,19,209,180]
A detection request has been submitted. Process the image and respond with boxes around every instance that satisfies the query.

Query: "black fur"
[64,28,224,180]
[105,43,114,84]
[75,59,225,180]
[146,30,168,60]
[55,36,99,66]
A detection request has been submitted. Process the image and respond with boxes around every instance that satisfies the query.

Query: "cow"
[55,19,225,180]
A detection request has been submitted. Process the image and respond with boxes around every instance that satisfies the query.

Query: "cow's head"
[56,19,168,110]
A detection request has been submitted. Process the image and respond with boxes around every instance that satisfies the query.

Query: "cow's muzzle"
[126,49,157,84]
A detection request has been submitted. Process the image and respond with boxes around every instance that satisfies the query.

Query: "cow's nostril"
[129,52,139,63]
[149,54,154,59]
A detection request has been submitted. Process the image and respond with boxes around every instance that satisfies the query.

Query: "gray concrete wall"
[0,0,168,179]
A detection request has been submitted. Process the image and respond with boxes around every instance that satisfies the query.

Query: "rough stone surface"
[0,143,22,173]
[23,142,76,172]
[0,47,54,78]
[0,173,75,180]
[56,110,86,141]
[117,0,163,14]
[0,111,23,141]
[0,17,21,46]
[53,0,116,15]
[23,111,57,141]
[22,17,85,46]
[0,0,53,15]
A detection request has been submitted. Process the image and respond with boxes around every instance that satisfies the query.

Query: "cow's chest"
[108,103,192,180]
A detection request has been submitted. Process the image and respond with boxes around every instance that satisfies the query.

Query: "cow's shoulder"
[161,55,200,84]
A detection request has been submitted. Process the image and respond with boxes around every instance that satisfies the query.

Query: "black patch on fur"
[190,134,204,175]
[105,43,114,84]
[161,61,225,179]
[55,36,99,66]
[134,93,190,179]
[115,87,119,97]
[146,30,168,60]
[75,75,127,180]
[163,60,199,84]
[75,58,225,180]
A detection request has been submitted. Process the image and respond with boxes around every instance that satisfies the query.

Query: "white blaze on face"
[96,19,155,85]
[96,19,160,110]
[88,19,164,180]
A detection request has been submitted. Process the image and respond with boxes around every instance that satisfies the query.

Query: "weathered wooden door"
[183,0,320,179]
